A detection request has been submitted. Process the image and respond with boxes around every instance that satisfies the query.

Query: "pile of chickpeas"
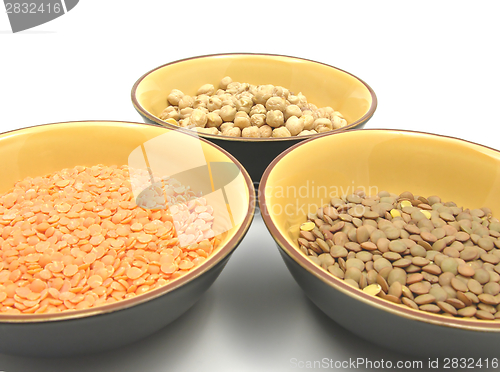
[158,77,348,138]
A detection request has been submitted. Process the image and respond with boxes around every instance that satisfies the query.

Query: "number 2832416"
[5,2,62,14]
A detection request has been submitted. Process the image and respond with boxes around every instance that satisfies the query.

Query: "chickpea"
[273,86,289,98]
[206,112,222,128]
[287,95,299,105]
[235,97,253,114]
[220,105,237,122]
[167,89,184,106]
[325,106,335,115]
[224,127,242,137]
[194,94,209,109]
[272,127,292,138]
[197,84,215,96]
[240,83,251,93]
[265,97,286,112]
[298,130,318,136]
[296,92,308,109]
[317,126,332,133]
[266,110,284,128]
[178,95,194,110]
[249,84,258,96]
[250,113,266,127]
[300,114,315,130]
[332,115,348,129]
[220,94,237,107]
[284,104,302,120]
[253,85,274,105]
[189,109,208,128]
[179,107,194,119]
[314,107,331,119]
[242,126,260,138]
[195,127,219,135]
[258,125,273,138]
[159,106,180,121]
[308,103,318,112]
[220,76,232,90]
[179,118,190,127]
[331,115,341,128]
[237,91,254,100]
[313,118,332,132]
[285,116,304,136]
[220,122,234,133]
[234,112,251,129]
[226,82,241,95]
[249,104,266,116]
[207,96,222,111]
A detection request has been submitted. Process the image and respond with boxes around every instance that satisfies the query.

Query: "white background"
[1,1,500,371]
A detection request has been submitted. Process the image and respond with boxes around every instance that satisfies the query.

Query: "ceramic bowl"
[259,129,500,357]
[131,53,377,182]
[0,121,255,357]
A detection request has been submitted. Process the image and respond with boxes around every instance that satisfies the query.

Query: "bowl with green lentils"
[260,129,500,357]
[131,53,377,183]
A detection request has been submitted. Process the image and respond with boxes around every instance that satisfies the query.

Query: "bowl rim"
[130,52,378,142]
[0,120,256,323]
[259,128,500,332]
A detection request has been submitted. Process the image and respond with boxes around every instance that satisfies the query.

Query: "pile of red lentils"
[0,164,219,315]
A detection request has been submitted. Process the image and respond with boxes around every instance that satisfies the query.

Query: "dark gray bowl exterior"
[0,254,231,357]
[277,245,500,358]
[138,114,367,183]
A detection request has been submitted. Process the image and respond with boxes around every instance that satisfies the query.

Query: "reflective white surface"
[1,1,500,370]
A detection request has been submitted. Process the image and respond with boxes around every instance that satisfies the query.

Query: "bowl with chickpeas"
[0,121,255,356]
[131,54,377,182]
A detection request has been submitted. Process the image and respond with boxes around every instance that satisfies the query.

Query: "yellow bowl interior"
[134,54,375,127]
[264,130,500,254]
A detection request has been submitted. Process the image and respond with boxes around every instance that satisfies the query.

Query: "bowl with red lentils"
[131,53,377,182]
[0,121,255,356]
